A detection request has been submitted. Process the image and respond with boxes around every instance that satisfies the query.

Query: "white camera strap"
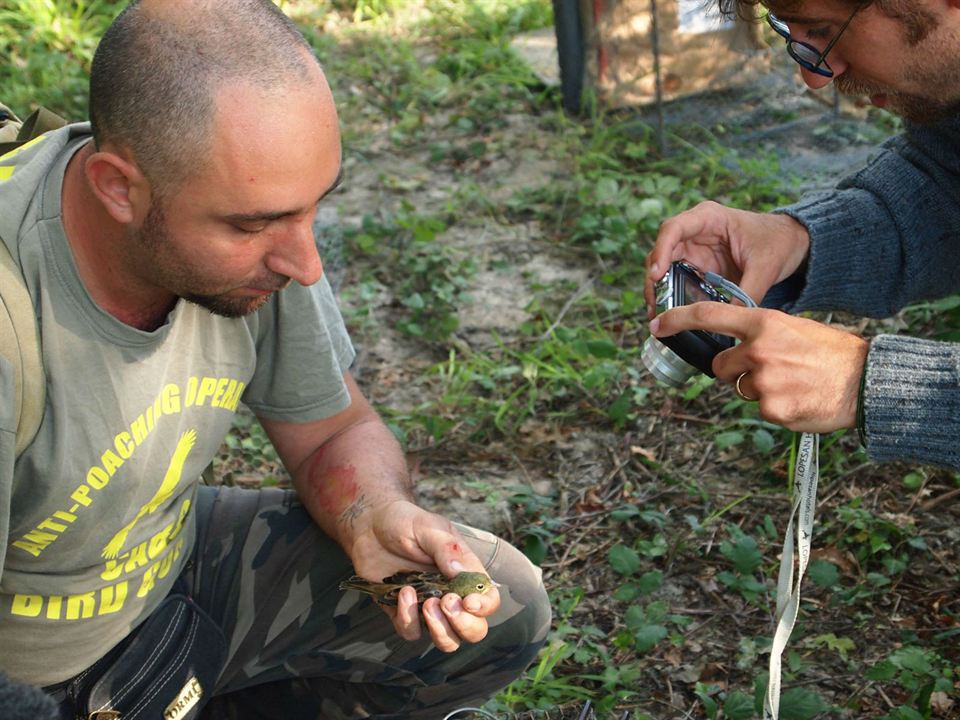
[702,273,822,718]
[764,431,820,720]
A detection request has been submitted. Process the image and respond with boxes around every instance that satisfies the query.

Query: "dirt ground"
[339,61,896,530]
[219,51,959,718]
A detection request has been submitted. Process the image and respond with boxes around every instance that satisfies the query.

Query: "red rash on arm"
[311,462,359,516]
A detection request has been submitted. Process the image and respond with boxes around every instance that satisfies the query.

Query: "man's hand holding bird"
[344,499,501,652]
[340,571,498,606]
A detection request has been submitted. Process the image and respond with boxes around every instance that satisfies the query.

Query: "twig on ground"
[405,420,465,453]
[541,537,616,573]
[694,443,713,474]
[678,612,720,639]
[650,695,697,720]
[554,518,607,571]
[538,277,595,342]
[875,684,897,709]
[920,486,960,511]
[635,409,716,424]
[905,474,932,514]
[602,447,628,502]
[575,700,592,720]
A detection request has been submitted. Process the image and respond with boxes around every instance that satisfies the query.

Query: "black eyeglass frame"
[766,5,862,78]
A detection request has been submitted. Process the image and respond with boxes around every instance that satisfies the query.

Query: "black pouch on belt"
[79,594,225,720]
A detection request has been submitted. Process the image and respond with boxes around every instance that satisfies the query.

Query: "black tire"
[552,0,585,114]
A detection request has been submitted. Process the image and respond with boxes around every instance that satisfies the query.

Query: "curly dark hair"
[716,0,866,19]
[717,0,935,46]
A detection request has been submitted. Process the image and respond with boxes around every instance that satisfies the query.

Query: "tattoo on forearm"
[339,493,367,527]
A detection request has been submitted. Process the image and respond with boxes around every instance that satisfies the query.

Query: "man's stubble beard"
[136,200,287,319]
[834,73,960,124]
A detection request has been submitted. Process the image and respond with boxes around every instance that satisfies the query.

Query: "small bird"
[339,570,498,606]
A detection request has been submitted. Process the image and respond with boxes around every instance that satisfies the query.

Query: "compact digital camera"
[641,260,737,387]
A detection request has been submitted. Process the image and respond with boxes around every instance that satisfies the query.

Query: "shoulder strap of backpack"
[0,103,66,156]
[0,102,61,457]
[0,240,45,457]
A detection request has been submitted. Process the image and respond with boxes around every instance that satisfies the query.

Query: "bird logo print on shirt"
[101,429,198,559]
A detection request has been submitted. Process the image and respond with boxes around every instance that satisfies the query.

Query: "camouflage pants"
[186,485,551,719]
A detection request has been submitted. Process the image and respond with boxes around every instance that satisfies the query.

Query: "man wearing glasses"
[644,0,960,471]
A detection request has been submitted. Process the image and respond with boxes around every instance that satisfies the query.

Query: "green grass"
[0,0,122,120]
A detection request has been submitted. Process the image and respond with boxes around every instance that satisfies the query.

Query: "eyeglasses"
[766,5,861,78]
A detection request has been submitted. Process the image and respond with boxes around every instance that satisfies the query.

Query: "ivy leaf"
[625,197,664,222]
[403,292,425,309]
[613,583,642,602]
[595,177,621,204]
[809,633,856,661]
[715,430,745,450]
[752,428,775,454]
[807,560,840,588]
[721,534,763,574]
[522,534,547,565]
[778,688,830,720]
[866,660,897,681]
[695,689,718,720]
[632,623,668,652]
[586,339,619,358]
[637,570,663,595]
[722,691,754,720]
[608,544,642,576]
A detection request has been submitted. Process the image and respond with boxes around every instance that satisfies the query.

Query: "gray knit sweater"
[768,115,960,470]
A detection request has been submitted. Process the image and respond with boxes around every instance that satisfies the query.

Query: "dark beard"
[834,73,960,125]
[138,200,290,318]
[181,292,273,318]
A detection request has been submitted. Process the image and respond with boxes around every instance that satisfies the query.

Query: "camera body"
[641,260,736,387]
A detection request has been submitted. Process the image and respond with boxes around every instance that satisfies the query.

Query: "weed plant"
[0,0,122,120]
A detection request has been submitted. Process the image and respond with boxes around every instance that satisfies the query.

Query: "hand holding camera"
[641,260,748,387]
[644,261,869,433]
[643,201,812,321]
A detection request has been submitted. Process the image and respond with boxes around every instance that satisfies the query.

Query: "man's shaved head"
[90,0,322,196]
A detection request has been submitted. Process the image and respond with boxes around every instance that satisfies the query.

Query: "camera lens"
[641,336,700,387]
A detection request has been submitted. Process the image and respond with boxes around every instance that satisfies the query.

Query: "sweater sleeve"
[765,116,960,315]
[761,116,960,471]
[863,335,960,470]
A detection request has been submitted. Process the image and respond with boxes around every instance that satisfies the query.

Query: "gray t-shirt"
[0,124,355,685]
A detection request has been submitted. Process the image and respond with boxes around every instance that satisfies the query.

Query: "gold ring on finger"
[735,371,758,402]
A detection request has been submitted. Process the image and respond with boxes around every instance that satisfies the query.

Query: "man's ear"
[84,149,151,225]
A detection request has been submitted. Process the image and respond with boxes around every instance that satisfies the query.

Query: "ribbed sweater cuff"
[864,334,960,469]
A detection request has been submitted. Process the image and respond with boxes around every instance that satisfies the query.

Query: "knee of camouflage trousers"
[194,488,551,720]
